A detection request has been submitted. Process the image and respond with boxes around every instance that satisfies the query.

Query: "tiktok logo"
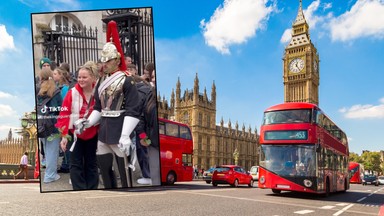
[41,105,48,114]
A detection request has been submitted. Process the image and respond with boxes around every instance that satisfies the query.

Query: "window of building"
[182,111,189,125]
[50,14,81,33]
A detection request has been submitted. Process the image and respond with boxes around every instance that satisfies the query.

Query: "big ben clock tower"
[283,0,319,105]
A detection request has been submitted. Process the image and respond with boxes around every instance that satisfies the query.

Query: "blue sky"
[0,0,383,155]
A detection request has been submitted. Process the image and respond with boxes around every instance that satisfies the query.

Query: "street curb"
[0,179,39,184]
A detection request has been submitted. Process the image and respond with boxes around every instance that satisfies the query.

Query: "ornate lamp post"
[233,147,239,165]
[19,110,37,166]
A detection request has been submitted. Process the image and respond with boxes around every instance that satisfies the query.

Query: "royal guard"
[77,20,141,188]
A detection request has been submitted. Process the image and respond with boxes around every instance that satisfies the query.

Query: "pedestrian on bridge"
[14,152,29,180]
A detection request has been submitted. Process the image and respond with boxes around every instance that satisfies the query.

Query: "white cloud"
[329,0,384,41]
[280,29,292,44]
[0,25,16,52]
[0,24,35,140]
[339,98,384,119]
[304,0,323,29]
[0,104,17,118]
[201,0,277,54]
[0,93,33,139]
[323,3,332,11]
[0,91,14,99]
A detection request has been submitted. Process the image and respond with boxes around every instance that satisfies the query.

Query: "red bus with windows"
[349,162,364,184]
[158,118,193,185]
[258,102,349,196]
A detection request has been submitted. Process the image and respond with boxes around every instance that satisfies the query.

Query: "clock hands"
[289,58,304,73]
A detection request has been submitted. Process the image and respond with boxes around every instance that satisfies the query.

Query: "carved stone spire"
[293,0,306,26]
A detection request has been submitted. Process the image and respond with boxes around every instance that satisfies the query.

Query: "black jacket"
[94,74,141,144]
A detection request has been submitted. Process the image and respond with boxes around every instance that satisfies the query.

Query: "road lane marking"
[357,197,367,202]
[175,190,324,209]
[336,203,349,206]
[355,187,383,206]
[333,204,353,216]
[320,205,335,209]
[175,191,379,215]
[85,192,167,199]
[294,210,314,214]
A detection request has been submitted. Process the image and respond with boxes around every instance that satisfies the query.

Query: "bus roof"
[264,102,318,112]
[158,117,190,127]
[349,161,360,166]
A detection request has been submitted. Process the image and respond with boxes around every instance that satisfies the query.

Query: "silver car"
[249,166,259,181]
[378,176,384,185]
[202,168,216,184]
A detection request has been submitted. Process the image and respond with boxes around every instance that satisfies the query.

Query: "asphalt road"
[0,181,383,216]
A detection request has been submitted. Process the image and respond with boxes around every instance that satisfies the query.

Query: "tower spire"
[287,0,310,46]
[293,0,306,26]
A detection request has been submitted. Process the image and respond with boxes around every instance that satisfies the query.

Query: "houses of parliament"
[157,0,320,171]
[157,75,259,171]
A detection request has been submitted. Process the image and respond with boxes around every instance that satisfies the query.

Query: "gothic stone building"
[157,74,259,171]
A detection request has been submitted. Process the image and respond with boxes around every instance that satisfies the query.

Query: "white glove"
[84,110,101,128]
[74,118,87,134]
[118,116,139,156]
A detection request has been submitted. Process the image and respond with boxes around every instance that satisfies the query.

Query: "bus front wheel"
[166,172,176,185]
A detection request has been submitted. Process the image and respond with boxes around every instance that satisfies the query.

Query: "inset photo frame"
[31,7,161,192]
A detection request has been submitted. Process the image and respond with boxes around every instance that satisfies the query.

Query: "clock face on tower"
[289,58,305,73]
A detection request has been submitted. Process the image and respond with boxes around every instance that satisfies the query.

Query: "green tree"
[381,161,384,175]
[361,151,381,175]
[349,152,362,163]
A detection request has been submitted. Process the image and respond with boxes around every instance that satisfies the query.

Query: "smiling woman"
[55,61,100,190]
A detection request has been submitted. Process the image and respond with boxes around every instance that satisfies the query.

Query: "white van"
[250,166,259,181]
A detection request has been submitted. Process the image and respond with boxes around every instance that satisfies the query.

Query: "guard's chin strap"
[105,64,120,75]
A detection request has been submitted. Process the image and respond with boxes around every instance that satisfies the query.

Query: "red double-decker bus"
[258,102,349,196]
[349,162,364,184]
[158,118,193,185]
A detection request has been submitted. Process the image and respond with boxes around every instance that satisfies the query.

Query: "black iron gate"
[42,8,154,76]
[42,26,99,74]
[102,8,155,75]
